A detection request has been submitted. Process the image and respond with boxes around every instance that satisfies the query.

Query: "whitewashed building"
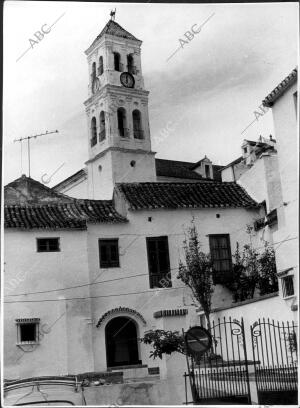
[3,19,297,405]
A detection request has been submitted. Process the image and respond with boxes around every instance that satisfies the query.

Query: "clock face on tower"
[120,72,135,88]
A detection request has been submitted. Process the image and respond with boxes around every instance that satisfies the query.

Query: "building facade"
[3,19,297,405]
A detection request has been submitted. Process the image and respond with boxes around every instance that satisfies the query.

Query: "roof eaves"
[262,67,297,107]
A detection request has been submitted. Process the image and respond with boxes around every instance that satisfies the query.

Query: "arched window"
[117,108,128,138]
[132,110,143,139]
[127,54,136,75]
[98,56,104,76]
[91,117,97,147]
[99,111,106,142]
[114,52,121,72]
[91,62,96,80]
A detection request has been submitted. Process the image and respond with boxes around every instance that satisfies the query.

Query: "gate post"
[241,317,252,405]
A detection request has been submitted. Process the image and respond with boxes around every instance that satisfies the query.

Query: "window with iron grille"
[146,236,171,289]
[99,239,120,268]
[209,234,233,284]
[37,238,60,252]
[282,275,294,298]
[16,318,40,344]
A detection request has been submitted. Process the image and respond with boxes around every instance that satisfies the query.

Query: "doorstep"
[107,364,148,371]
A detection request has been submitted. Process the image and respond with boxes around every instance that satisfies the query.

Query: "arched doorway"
[105,316,140,367]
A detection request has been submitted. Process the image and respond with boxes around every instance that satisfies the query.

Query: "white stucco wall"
[237,154,282,214]
[211,293,295,364]
[5,203,289,380]
[87,149,156,200]
[268,82,298,317]
[57,177,88,199]
[4,229,94,379]
[85,206,263,373]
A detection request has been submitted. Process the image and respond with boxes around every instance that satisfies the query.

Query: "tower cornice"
[85,146,156,165]
[84,84,149,108]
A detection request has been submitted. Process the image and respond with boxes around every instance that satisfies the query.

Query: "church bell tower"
[84,15,156,199]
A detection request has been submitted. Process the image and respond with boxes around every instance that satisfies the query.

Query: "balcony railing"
[119,127,130,138]
[133,129,144,140]
[99,129,106,142]
[150,273,172,289]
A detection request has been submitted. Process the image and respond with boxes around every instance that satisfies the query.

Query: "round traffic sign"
[185,326,212,357]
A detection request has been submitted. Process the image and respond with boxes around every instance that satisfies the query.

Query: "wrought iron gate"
[184,317,251,405]
[251,318,298,405]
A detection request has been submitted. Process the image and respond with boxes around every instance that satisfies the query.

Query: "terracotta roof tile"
[4,175,127,229]
[5,200,127,230]
[263,67,297,107]
[89,20,140,51]
[116,182,260,211]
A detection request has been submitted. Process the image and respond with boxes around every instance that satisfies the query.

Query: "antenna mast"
[14,130,59,177]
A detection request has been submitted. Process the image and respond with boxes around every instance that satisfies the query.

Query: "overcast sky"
[3,1,298,186]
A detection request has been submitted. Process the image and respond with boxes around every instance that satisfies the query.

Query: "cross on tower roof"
[110,8,116,21]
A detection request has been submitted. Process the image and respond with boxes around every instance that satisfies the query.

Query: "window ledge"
[149,287,173,292]
[16,342,40,346]
[283,294,296,300]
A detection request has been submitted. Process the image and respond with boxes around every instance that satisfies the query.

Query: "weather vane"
[110,8,116,21]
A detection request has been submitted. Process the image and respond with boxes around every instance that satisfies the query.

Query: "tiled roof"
[5,200,127,230]
[155,159,204,180]
[263,67,297,107]
[116,182,259,210]
[5,175,74,205]
[4,175,127,229]
[89,20,140,50]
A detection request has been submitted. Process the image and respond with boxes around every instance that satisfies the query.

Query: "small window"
[99,239,120,268]
[146,236,171,289]
[16,318,40,344]
[282,275,294,298]
[209,234,233,284]
[37,238,60,252]
[205,164,210,178]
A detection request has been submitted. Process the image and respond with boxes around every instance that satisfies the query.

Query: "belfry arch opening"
[114,52,121,72]
[98,56,104,76]
[117,108,128,137]
[132,110,143,139]
[91,117,97,147]
[99,111,106,141]
[105,316,140,368]
[127,54,135,75]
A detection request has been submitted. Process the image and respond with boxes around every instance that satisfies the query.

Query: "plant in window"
[228,239,278,302]
[257,243,278,295]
